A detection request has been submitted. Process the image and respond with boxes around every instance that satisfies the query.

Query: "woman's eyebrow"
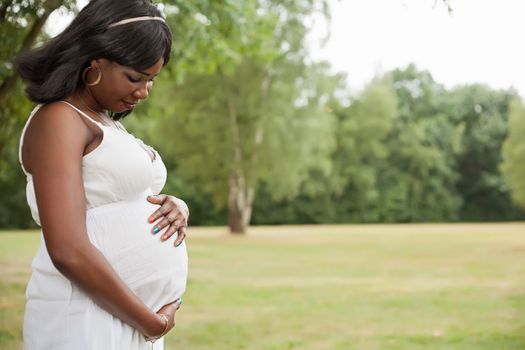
[136,70,159,78]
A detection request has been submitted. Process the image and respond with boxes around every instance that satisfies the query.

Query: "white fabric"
[19,102,188,349]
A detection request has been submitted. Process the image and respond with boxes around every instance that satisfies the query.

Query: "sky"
[47,0,525,97]
[306,0,525,96]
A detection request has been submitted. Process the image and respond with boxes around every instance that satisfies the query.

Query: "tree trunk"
[225,67,272,234]
[228,173,245,234]
[223,64,275,234]
[228,171,255,234]
[225,77,254,234]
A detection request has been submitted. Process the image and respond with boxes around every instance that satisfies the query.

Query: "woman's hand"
[147,194,189,247]
[158,298,182,331]
[146,298,183,341]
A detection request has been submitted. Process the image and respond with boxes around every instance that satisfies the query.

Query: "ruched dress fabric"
[19,102,188,350]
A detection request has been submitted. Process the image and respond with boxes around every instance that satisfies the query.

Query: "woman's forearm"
[50,238,165,338]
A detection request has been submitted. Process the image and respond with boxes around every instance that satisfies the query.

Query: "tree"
[447,84,522,220]
[375,65,463,221]
[136,0,332,233]
[501,98,525,208]
[328,78,399,222]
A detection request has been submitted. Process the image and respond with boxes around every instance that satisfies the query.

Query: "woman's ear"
[89,58,109,69]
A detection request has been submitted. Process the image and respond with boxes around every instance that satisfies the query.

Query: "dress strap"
[59,100,104,127]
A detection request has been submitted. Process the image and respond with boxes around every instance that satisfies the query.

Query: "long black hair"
[16,0,172,119]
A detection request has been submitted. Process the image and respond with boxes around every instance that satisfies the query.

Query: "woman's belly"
[86,190,188,311]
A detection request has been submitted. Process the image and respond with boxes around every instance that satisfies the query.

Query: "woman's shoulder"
[33,101,78,119]
[25,101,92,145]
[21,101,94,174]
[30,101,91,132]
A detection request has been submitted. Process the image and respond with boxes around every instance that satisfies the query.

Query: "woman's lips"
[122,100,136,109]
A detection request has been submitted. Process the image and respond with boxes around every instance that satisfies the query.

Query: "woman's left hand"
[147,194,189,247]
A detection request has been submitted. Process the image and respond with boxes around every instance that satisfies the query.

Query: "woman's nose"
[134,82,150,100]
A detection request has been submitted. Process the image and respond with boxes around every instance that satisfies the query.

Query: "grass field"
[1,223,525,349]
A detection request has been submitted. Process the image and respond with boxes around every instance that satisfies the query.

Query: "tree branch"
[0,0,65,104]
[0,0,14,23]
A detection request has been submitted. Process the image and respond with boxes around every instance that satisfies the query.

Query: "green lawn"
[1,223,525,349]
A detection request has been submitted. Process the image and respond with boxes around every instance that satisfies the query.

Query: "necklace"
[79,95,120,129]
[75,96,155,162]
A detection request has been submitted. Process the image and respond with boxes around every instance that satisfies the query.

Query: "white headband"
[108,16,165,28]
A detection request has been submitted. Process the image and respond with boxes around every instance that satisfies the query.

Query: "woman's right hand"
[145,298,183,341]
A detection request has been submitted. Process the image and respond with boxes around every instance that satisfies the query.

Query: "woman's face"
[87,57,164,113]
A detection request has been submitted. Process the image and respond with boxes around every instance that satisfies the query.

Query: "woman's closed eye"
[127,75,155,86]
[127,75,142,83]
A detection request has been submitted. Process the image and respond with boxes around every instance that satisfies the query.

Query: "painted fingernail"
[162,235,168,241]
[153,226,159,234]
[175,241,182,247]
[149,217,155,223]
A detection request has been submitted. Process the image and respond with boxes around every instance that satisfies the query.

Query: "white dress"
[19,101,188,350]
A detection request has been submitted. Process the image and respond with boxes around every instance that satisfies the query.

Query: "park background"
[1,0,525,349]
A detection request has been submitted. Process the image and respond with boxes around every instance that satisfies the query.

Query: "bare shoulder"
[22,102,91,173]
[28,102,87,132]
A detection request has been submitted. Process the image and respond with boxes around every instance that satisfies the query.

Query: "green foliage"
[0,133,34,229]
[447,84,523,220]
[164,0,329,79]
[501,98,525,208]
[336,79,399,221]
[0,65,36,230]
[0,0,73,82]
[254,65,525,225]
[377,65,463,221]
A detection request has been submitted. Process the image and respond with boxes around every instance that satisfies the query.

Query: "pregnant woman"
[16,0,188,349]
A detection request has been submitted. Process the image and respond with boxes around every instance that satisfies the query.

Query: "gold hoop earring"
[82,67,102,86]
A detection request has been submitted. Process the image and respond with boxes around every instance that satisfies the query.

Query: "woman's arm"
[23,103,167,338]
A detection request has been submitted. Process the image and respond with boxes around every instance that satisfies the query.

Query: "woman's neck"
[75,88,104,114]
[67,90,116,127]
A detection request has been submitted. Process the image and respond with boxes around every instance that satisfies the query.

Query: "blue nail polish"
[153,226,159,234]
[175,241,182,247]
